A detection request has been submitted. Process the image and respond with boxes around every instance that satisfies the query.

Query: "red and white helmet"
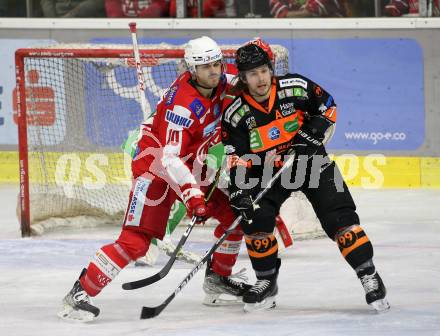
[184,36,223,74]
[246,37,275,63]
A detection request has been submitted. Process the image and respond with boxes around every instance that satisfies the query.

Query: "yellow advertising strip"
[0,151,439,188]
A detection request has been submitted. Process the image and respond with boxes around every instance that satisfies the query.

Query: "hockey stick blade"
[140,295,173,319]
[122,217,197,290]
[139,240,218,319]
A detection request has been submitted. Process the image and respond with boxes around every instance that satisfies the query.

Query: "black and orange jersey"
[221,73,336,191]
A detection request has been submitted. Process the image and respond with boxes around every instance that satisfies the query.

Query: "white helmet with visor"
[184,36,223,74]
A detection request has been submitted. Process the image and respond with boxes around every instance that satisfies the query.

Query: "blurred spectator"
[170,0,234,17]
[384,0,439,16]
[269,0,351,17]
[106,0,169,17]
[352,0,375,16]
[236,0,271,17]
[384,0,417,15]
[41,0,105,17]
[0,0,26,16]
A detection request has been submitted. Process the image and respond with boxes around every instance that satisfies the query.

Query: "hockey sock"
[335,225,374,270]
[80,243,131,297]
[80,230,151,296]
[211,224,243,276]
[245,233,279,280]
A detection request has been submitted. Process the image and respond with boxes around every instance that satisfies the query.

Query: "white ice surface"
[0,184,439,336]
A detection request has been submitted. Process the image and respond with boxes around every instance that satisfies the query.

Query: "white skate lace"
[225,268,249,288]
[73,291,91,304]
[249,280,271,294]
[360,272,378,293]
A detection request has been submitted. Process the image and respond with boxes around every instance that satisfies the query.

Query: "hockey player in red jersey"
[58,36,251,322]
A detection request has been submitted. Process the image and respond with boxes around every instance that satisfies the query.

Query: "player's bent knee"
[115,229,152,260]
[319,207,360,239]
[335,225,373,269]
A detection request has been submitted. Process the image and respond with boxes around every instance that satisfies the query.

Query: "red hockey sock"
[80,229,151,296]
[80,242,132,297]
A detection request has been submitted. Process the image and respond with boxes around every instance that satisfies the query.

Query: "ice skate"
[243,278,278,312]
[203,261,252,306]
[358,268,390,313]
[243,258,280,312]
[58,269,100,322]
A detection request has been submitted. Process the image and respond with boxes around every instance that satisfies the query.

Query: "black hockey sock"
[336,225,374,270]
[245,234,279,280]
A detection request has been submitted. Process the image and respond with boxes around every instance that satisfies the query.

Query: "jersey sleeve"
[221,97,252,195]
[158,96,203,204]
[288,73,337,139]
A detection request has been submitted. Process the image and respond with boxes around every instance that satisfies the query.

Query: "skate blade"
[243,296,276,313]
[57,304,96,322]
[369,298,390,313]
[203,293,244,306]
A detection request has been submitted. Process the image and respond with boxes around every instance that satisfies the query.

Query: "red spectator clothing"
[105,0,169,17]
[269,0,347,18]
[169,0,224,17]
[269,0,302,18]
[385,0,439,16]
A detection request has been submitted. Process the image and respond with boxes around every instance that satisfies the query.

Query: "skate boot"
[203,260,252,306]
[58,269,100,322]
[243,258,280,312]
[358,266,390,312]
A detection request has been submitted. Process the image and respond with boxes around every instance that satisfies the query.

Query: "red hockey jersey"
[133,63,237,203]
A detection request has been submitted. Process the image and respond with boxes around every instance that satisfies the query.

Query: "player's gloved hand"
[229,189,257,223]
[291,116,330,160]
[186,195,208,224]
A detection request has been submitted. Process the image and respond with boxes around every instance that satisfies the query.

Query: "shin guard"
[245,233,279,280]
[335,225,373,270]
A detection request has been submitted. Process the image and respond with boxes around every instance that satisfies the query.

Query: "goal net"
[15,43,323,240]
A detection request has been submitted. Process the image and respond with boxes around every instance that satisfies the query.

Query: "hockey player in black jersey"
[221,39,390,313]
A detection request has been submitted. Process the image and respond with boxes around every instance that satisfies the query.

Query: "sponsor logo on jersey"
[165,85,178,106]
[279,77,308,89]
[284,119,299,133]
[277,90,286,99]
[231,112,243,127]
[224,97,242,123]
[319,103,328,113]
[213,104,221,118]
[126,177,151,227]
[268,126,281,140]
[250,129,263,150]
[280,102,295,116]
[326,95,334,107]
[314,85,323,97]
[237,107,247,117]
[165,109,193,128]
[245,116,257,130]
[203,119,218,137]
[293,87,305,97]
[190,98,206,119]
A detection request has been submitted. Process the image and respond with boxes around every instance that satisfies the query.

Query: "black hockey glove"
[229,189,257,223]
[291,116,330,160]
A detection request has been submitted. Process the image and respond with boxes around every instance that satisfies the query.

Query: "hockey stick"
[140,152,297,319]
[122,167,223,290]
